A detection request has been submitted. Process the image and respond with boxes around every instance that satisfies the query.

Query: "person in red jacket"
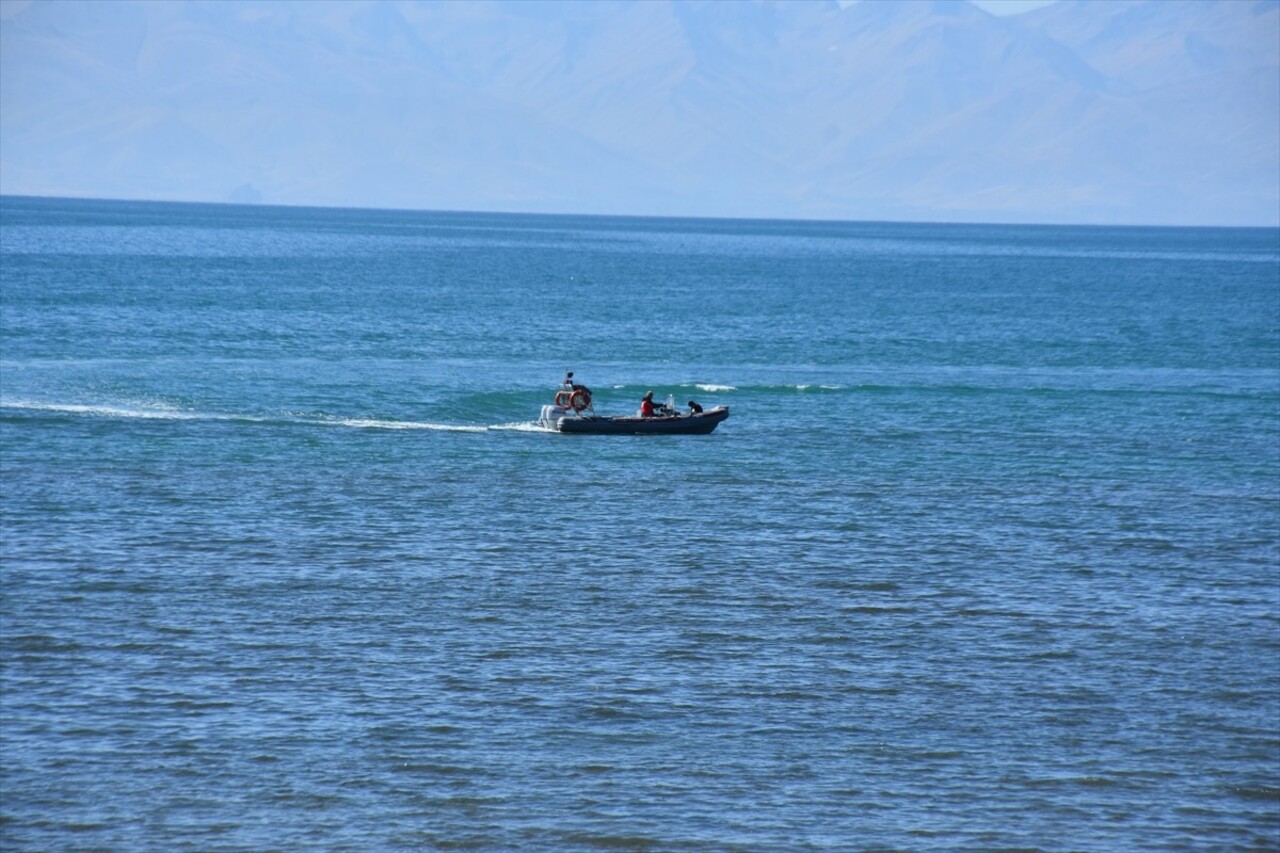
[640,390,657,417]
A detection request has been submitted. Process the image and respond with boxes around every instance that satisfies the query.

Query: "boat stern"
[538,404,570,431]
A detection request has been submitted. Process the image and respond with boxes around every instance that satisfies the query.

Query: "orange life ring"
[569,389,591,412]
[554,390,572,408]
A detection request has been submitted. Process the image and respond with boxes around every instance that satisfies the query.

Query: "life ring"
[554,390,572,408]
[569,389,591,412]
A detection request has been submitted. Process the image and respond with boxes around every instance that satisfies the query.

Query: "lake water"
[2,195,1278,851]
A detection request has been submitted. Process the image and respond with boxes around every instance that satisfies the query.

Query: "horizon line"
[3,192,1277,232]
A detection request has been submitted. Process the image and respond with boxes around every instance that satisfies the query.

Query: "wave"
[614,382,847,393]
[522,381,845,397]
[680,382,845,393]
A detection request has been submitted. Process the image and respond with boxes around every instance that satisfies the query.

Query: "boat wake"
[0,399,279,424]
[0,399,543,434]
[333,416,489,432]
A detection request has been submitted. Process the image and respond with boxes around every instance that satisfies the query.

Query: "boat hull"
[551,405,729,435]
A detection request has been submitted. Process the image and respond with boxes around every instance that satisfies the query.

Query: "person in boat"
[687,400,704,414]
[640,391,674,417]
[563,371,591,396]
[560,371,592,411]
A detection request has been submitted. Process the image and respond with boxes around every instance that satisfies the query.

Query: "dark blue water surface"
[2,196,1278,851]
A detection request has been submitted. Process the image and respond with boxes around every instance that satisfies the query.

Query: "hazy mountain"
[1,0,1276,225]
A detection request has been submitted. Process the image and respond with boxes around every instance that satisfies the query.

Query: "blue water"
[2,195,1278,852]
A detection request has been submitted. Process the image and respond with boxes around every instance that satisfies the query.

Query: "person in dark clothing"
[687,400,704,414]
[563,368,591,394]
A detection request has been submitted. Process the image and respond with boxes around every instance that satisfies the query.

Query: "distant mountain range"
[2,0,1276,225]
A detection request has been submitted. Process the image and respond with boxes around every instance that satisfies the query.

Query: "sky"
[970,0,1057,15]
[0,0,1276,226]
